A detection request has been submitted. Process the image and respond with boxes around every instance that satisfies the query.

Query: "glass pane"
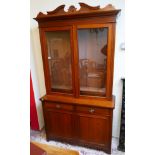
[78,28,108,96]
[45,31,72,93]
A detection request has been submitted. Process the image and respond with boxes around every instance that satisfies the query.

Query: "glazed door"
[40,24,114,98]
[76,24,113,98]
[41,27,75,95]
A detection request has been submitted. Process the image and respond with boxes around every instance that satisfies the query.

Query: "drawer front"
[76,105,110,116]
[44,102,74,111]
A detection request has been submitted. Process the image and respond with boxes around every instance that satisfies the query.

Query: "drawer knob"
[89,108,95,113]
[56,104,61,109]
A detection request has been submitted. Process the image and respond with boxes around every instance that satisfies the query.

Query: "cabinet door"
[77,113,110,146]
[42,27,74,94]
[77,25,110,97]
[45,109,75,140]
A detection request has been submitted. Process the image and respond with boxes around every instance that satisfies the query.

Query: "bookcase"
[34,3,120,154]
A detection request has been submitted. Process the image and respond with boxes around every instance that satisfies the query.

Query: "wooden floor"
[31,141,79,155]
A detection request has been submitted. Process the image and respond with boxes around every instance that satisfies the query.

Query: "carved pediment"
[46,3,101,16]
[47,5,66,15]
[35,3,119,20]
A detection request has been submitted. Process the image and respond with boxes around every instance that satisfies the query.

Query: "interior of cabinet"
[45,30,73,93]
[78,28,108,96]
[44,27,108,97]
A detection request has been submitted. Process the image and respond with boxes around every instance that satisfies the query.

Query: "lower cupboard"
[43,101,113,154]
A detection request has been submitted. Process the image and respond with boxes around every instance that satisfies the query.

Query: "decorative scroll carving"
[35,3,117,19]
[36,12,46,18]
[78,3,100,12]
[47,5,65,15]
[68,5,77,13]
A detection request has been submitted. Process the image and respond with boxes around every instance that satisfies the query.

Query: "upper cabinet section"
[35,3,120,99]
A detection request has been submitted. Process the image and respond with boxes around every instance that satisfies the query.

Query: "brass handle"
[89,108,95,113]
[56,104,61,109]
[48,56,51,60]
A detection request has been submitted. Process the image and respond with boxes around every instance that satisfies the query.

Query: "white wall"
[30,31,45,130]
[30,0,125,137]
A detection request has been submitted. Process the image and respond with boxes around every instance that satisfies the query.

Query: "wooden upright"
[34,3,120,154]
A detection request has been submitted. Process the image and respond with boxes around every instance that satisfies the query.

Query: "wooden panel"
[105,24,114,99]
[44,102,74,111]
[38,16,117,28]
[45,109,74,139]
[76,106,110,116]
[76,113,109,145]
[77,23,111,29]
[39,28,51,94]
[72,25,80,97]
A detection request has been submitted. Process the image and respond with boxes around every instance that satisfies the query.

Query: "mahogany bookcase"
[34,3,120,154]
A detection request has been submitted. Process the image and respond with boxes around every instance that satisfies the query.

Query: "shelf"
[80,87,105,93]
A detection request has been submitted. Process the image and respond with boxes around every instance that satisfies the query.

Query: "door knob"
[56,104,61,109]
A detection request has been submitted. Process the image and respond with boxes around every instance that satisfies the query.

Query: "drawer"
[76,105,110,116]
[44,102,74,111]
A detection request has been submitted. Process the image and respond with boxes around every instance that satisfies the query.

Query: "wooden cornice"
[34,3,121,22]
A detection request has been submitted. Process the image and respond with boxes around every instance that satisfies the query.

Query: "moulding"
[35,3,118,20]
